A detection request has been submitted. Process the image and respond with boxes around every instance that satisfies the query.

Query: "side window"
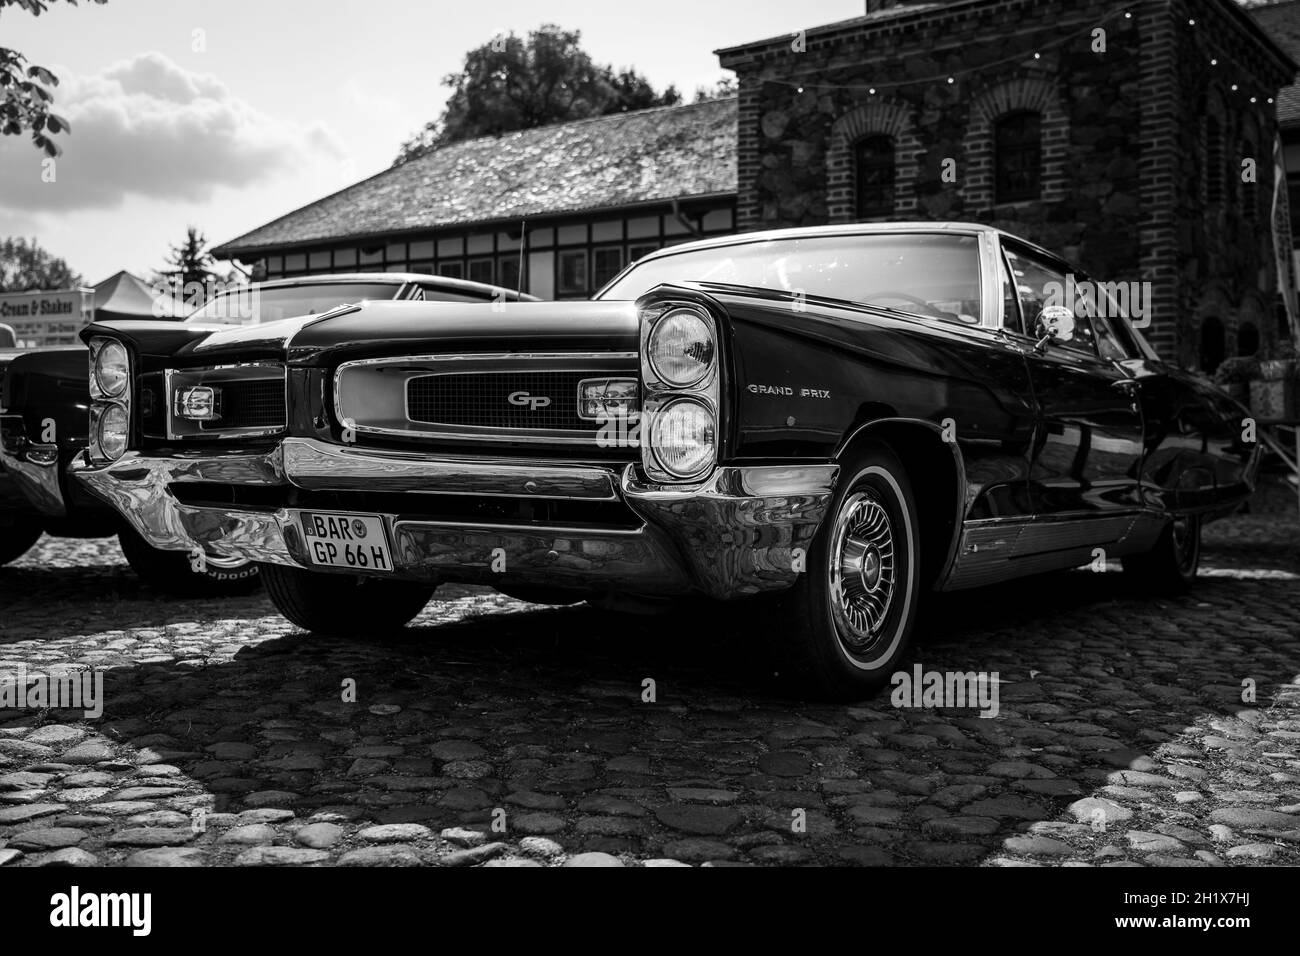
[1003,246,1099,356]
[1088,304,1133,363]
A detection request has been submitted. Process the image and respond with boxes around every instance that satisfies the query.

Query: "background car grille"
[201,378,286,431]
[407,371,595,431]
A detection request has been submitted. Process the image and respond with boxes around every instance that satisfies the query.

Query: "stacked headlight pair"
[88,337,130,462]
[639,300,719,482]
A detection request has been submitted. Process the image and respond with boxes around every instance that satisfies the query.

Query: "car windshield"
[185,282,400,326]
[598,232,983,324]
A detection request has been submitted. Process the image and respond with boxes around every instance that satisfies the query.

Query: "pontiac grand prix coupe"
[73,224,1257,696]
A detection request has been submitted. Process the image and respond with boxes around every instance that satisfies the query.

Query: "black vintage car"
[74,225,1257,695]
[1,272,533,592]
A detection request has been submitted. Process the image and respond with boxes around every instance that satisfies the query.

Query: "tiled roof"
[213,97,738,259]
[1252,0,1300,128]
[716,0,947,56]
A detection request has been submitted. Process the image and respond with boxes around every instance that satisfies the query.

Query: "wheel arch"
[834,417,966,590]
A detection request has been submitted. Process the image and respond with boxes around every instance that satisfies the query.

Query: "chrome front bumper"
[73,438,838,599]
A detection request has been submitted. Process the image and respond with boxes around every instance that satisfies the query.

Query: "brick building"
[718,0,1298,370]
[215,0,1298,372]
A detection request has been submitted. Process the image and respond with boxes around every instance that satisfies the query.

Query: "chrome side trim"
[941,511,1167,591]
[281,437,619,500]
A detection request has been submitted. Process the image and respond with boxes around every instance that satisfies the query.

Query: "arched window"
[994,111,1042,203]
[1199,316,1226,373]
[855,135,896,219]
[1237,322,1259,356]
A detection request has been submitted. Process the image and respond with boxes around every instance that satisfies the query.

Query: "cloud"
[0,52,345,213]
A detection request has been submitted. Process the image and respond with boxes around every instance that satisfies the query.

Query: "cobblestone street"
[1,516,1298,868]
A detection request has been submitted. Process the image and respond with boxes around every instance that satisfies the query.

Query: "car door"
[1099,320,1255,513]
[1000,242,1146,526]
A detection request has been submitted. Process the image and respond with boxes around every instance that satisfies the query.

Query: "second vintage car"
[73,224,1257,696]
[1,271,533,592]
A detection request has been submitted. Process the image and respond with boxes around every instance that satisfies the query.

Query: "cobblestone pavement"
[0,516,1297,868]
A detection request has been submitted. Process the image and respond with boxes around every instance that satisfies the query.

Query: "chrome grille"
[407,371,593,431]
[164,364,286,439]
[201,378,286,431]
[335,352,638,449]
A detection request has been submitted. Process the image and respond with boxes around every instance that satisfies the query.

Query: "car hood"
[86,300,641,368]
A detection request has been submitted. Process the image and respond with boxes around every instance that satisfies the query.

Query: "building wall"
[1175,0,1293,369]
[249,201,736,300]
[721,0,1293,368]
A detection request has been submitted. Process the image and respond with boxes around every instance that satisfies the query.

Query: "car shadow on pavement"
[1,556,1296,866]
[0,563,276,640]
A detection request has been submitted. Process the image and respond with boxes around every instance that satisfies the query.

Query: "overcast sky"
[0,0,858,285]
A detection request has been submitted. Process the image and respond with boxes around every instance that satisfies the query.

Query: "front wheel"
[1122,514,1201,593]
[0,517,43,566]
[261,563,437,634]
[772,443,921,700]
[118,528,261,596]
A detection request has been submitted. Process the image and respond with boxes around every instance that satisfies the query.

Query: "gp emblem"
[509,391,552,411]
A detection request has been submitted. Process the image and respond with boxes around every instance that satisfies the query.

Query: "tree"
[0,236,82,292]
[395,24,681,164]
[160,226,220,293]
[694,76,738,103]
[0,0,107,157]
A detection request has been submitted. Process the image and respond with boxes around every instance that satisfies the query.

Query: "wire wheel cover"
[829,490,898,653]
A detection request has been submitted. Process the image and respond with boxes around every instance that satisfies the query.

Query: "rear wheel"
[1122,514,1201,593]
[118,527,261,596]
[261,563,437,634]
[0,517,42,566]
[772,443,921,699]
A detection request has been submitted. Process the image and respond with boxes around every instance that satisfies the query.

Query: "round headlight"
[94,340,129,398]
[649,309,715,387]
[650,399,716,479]
[98,403,129,461]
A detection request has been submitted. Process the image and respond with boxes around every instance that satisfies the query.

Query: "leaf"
[26,65,57,86]
[45,112,67,133]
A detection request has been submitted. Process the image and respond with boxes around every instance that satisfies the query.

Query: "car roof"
[634,221,1063,266]
[238,272,536,300]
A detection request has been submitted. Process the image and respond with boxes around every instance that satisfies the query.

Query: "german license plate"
[298,511,393,573]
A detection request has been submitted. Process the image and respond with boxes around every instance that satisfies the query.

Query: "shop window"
[499,256,521,293]
[558,250,588,296]
[593,247,624,289]
[628,243,660,264]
